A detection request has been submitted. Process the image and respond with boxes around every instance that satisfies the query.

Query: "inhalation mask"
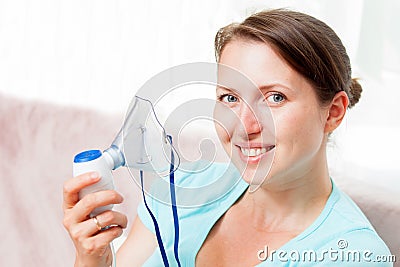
[106,95,179,175]
[73,62,275,266]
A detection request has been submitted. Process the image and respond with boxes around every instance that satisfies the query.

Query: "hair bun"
[348,78,362,108]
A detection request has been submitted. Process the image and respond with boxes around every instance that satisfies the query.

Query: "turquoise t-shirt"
[137,162,392,266]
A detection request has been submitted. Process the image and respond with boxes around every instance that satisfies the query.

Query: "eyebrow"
[217,83,294,93]
[216,85,240,94]
[258,83,295,93]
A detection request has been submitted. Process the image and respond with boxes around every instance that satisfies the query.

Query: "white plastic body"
[73,151,115,217]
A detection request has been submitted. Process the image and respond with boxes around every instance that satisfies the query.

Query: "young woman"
[63,9,391,266]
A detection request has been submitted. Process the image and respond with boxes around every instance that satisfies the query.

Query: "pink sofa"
[1,93,398,266]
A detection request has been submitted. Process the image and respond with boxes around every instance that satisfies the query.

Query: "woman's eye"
[220,94,238,103]
[266,93,285,104]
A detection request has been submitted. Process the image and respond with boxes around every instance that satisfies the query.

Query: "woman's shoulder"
[303,182,393,265]
[275,183,393,266]
[328,181,377,232]
[314,229,393,266]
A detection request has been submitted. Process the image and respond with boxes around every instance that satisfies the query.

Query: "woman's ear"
[324,91,349,133]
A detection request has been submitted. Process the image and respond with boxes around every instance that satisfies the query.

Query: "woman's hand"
[63,172,128,267]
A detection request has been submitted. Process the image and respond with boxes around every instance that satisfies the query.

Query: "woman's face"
[215,40,329,188]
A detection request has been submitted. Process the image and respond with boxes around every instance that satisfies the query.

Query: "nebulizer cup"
[73,95,179,217]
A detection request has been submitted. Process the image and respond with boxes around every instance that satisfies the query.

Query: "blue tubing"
[140,170,170,267]
[168,135,182,267]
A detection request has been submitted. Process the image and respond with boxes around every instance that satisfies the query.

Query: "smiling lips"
[237,144,275,163]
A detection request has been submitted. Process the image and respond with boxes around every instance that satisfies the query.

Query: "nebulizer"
[73,94,179,212]
[72,62,275,266]
[73,94,181,267]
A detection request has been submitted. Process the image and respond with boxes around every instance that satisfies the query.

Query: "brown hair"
[215,9,362,108]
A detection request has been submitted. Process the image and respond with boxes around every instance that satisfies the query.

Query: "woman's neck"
[236,157,332,233]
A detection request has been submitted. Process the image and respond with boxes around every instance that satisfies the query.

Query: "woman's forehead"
[217,41,313,97]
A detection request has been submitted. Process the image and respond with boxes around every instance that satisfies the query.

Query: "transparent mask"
[105,95,179,176]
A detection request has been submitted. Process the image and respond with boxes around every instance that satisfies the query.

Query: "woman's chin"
[238,167,273,186]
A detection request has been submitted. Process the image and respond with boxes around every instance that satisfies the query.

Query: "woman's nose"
[237,103,262,137]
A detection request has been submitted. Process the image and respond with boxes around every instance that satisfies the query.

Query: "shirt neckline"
[189,179,339,266]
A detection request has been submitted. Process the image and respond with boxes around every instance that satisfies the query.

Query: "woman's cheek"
[273,111,296,144]
[273,109,317,157]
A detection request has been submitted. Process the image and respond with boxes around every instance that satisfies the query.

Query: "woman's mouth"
[237,144,275,163]
[240,147,267,156]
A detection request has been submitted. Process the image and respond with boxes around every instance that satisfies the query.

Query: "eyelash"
[265,92,286,105]
[218,92,286,105]
[217,94,239,103]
